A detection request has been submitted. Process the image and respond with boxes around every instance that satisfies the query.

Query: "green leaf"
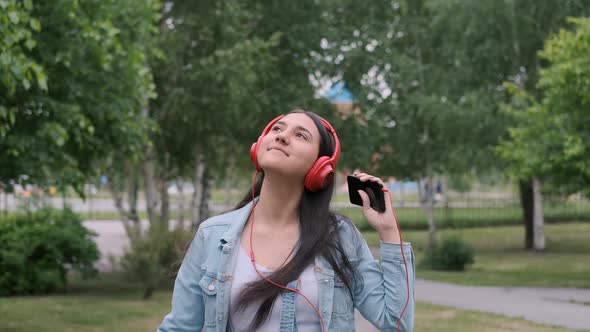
[30,18,41,32]
[22,78,31,90]
[24,0,33,10]
[8,109,15,124]
[25,38,36,50]
[8,11,19,24]
[36,71,47,91]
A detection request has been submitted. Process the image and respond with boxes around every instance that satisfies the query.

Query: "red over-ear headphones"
[250,114,341,192]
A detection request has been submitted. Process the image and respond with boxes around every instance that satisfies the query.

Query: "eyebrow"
[276,120,314,140]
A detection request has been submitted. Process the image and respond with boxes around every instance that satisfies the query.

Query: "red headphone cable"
[248,172,409,332]
[381,186,410,332]
[248,170,327,332]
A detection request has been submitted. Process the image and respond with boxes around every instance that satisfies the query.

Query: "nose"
[275,131,288,145]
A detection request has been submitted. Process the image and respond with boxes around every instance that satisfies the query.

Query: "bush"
[0,208,99,295]
[119,225,191,299]
[422,236,475,271]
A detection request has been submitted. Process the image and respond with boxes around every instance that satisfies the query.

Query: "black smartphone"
[347,175,386,213]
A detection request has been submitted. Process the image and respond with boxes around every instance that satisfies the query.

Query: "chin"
[259,162,306,179]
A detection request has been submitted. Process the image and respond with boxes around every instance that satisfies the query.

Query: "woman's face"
[257,113,321,180]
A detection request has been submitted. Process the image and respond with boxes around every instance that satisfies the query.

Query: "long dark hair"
[234,110,361,330]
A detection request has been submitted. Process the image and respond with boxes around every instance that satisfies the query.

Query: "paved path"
[416,279,590,331]
[85,220,590,331]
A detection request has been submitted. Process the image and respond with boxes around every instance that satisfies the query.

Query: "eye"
[271,125,282,132]
[296,132,308,140]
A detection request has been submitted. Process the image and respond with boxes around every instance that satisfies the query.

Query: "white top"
[228,246,320,332]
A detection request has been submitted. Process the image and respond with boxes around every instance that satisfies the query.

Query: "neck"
[253,172,304,226]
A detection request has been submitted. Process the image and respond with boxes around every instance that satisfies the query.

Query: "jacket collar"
[219,198,258,246]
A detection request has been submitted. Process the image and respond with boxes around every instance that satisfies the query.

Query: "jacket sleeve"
[157,228,206,332]
[351,225,415,332]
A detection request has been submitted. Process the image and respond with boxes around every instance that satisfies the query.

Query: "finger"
[359,174,384,186]
[357,173,374,182]
[354,172,368,179]
[357,190,372,212]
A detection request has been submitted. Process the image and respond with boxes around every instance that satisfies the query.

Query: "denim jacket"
[158,200,415,332]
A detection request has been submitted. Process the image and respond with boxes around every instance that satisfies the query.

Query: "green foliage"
[421,236,474,271]
[0,0,160,192]
[498,17,590,193]
[119,226,191,299]
[150,0,329,181]
[0,208,99,295]
[447,174,474,193]
[0,0,45,95]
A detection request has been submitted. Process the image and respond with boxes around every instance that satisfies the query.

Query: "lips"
[268,146,289,156]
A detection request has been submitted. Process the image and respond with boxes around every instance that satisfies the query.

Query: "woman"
[158,110,415,332]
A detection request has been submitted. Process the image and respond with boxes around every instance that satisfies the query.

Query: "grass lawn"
[414,302,582,332]
[0,283,583,332]
[363,222,590,288]
[1,224,588,331]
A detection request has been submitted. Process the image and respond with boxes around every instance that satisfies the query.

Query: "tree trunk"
[532,177,545,251]
[127,169,139,224]
[441,176,448,206]
[199,165,211,226]
[419,177,437,251]
[107,163,140,239]
[143,149,161,228]
[223,157,235,208]
[519,179,534,249]
[175,181,185,230]
[158,177,170,230]
[190,153,206,228]
[142,286,154,300]
[441,176,451,223]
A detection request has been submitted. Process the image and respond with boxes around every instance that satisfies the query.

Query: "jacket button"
[208,284,215,291]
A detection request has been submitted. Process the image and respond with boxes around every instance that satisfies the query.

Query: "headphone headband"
[250,113,340,191]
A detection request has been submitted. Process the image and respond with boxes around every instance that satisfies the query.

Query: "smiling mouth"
[268,147,289,156]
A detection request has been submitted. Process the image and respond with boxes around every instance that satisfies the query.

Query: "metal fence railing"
[331,193,590,231]
[2,189,589,231]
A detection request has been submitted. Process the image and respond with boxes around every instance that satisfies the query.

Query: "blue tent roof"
[325,81,355,103]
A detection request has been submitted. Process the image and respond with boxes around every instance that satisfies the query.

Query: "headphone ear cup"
[304,156,334,192]
[250,142,262,171]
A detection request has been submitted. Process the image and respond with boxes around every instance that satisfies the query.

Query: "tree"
[420,0,590,250]
[536,17,590,191]
[497,17,590,249]
[114,0,354,232]
[0,0,158,194]
[300,0,590,251]
[141,0,283,229]
[304,0,506,251]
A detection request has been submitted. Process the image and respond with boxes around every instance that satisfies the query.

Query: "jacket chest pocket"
[199,274,218,327]
[332,278,354,315]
